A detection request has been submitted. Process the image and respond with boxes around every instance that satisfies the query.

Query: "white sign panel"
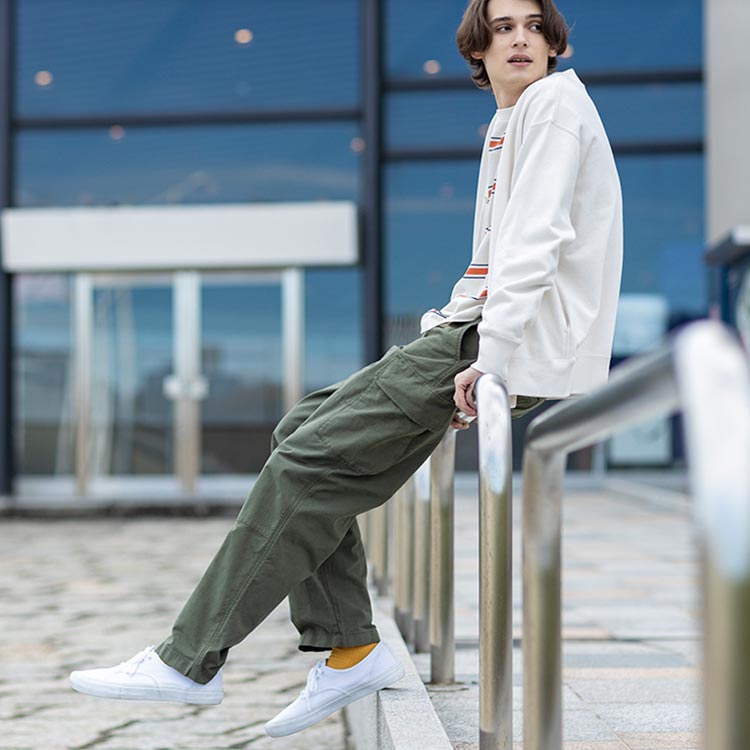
[1,202,358,272]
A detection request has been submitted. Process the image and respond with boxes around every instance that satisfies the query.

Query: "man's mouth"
[508,55,532,66]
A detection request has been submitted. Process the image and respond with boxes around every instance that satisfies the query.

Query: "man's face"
[472,0,557,103]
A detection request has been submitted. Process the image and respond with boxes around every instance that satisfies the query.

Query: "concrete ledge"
[344,601,452,750]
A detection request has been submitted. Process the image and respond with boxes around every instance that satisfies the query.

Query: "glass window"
[617,153,706,320]
[305,268,363,390]
[17,0,359,117]
[386,90,495,152]
[385,0,701,79]
[385,153,705,347]
[14,274,75,476]
[559,1,702,73]
[384,161,478,345]
[588,82,703,144]
[386,82,703,151]
[201,278,283,474]
[15,122,362,206]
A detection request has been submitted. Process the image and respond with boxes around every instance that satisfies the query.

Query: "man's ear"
[470,51,483,60]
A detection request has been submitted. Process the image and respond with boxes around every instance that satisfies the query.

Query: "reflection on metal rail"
[522,320,750,750]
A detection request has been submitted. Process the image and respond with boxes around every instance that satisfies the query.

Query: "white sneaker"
[69,645,224,704]
[264,642,405,737]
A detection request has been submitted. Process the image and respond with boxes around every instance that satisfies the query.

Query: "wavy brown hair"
[456,0,570,89]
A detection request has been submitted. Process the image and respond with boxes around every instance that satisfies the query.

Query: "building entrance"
[5,200,354,504]
[17,269,304,502]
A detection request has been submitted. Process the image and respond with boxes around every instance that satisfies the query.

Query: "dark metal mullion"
[386,67,703,92]
[386,139,704,161]
[362,0,384,362]
[0,0,14,496]
[16,106,362,131]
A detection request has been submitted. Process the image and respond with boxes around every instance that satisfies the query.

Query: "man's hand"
[453,366,483,423]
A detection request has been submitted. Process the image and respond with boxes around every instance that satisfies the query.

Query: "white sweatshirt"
[421,68,623,401]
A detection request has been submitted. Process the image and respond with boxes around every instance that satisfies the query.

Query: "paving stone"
[0,517,346,750]
[616,731,701,749]
[587,703,701,733]
[419,486,703,749]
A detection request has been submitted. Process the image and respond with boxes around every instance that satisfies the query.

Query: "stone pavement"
[411,480,702,750]
[0,515,348,750]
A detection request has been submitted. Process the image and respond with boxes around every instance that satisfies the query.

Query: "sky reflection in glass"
[385,0,701,79]
[17,0,359,116]
[16,122,361,207]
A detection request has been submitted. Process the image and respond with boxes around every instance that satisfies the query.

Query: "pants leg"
[271,384,380,652]
[154,321,481,684]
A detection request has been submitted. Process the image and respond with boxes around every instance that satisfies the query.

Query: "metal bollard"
[475,375,514,750]
[412,457,432,652]
[430,429,456,684]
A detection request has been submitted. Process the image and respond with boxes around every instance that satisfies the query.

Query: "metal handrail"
[382,379,514,738]
[522,319,750,750]
[412,458,432,653]
[429,429,457,683]
[475,374,514,750]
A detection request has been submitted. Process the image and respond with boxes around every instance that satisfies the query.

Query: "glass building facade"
[1,0,705,498]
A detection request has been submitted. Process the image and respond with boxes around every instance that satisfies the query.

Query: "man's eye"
[496,23,543,32]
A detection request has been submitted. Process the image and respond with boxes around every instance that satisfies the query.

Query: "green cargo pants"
[154,320,544,684]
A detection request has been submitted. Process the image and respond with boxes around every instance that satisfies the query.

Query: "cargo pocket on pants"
[314,350,451,476]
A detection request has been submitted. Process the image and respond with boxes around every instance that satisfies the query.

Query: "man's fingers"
[454,381,469,413]
[459,382,477,416]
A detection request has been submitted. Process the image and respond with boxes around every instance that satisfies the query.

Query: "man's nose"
[512,29,529,46]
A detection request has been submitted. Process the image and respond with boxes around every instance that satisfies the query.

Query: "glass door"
[79,274,178,496]
[199,273,285,475]
[75,270,301,499]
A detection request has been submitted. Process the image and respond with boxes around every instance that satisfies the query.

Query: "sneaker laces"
[115,644,157,676]
[300,659,326,711]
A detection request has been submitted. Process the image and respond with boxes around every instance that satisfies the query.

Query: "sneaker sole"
[69,674,223,705]
[264,661,406,737]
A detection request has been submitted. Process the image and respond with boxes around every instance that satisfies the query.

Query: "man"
[69,0,622,738]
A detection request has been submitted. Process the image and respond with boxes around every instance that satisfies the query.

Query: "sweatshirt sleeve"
[472,119,580,377]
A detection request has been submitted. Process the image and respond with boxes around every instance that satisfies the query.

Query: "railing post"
[475,374,514,750]
[522,446,566,750]
[430,428,456,683]
[360,508,371,557]
[392,483,405,629]
[673,324,750,750]
[394,477,416,642]
[412,456,431,653]
[371,502,390,596]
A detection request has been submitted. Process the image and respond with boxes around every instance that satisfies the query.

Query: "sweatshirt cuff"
[472,334,519,379]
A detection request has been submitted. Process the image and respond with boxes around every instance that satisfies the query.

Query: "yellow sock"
[325,642,379,669]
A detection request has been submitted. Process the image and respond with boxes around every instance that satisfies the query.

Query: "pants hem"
[297,626,381,653]
[154,642,215,685]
